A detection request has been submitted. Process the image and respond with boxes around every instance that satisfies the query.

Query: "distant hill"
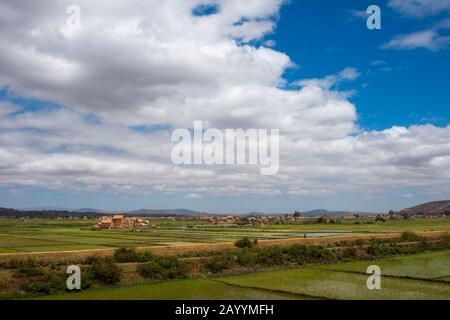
[126,208,207,216]
[0,207,18,215]
[75,208,110,213]
[0,206,208,218]
[245,211,265,216]
[303,209,331,216]
[399,200,450,216]
[0,207,103,218]
[302,209,374,216]
[20,207,70,211]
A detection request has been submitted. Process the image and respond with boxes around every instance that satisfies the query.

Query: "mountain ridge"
[399,200,450,216]
[1,200,449,217]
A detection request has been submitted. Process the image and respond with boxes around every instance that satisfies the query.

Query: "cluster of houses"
[92,215,154,230]
[208,215,305,226]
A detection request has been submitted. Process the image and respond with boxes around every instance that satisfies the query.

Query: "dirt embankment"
[0,231,446,263]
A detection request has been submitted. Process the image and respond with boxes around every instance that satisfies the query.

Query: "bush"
[304,246,322,260]
[236,249,256,267]
[205,254,234,273]
[284,245,306,264]
[138,256,187,279]
[319,248,337,262]
[89,258,122,284]
[21,272,65,295]
[255,247,284,265]
[84,255,101,265]
[400,231,422,242]
[21,281,52,294]
[235,237,257,248]
[367,243,403,257]
[367,244,384,257]
[342,247,357,259]
[114,247,154,263]
[13,258,43,278]
[440,233,450,246]
[1,258,22,270]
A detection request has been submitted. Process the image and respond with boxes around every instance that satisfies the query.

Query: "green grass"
[219,268,450,300]
[255,218,450,232]
[437,276,450,282]
[37,279,298,300]
[317,250,450,279]
[0,217,449,253]
[38,250,450,300]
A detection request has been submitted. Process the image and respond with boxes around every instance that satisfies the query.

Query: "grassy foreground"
[37,250,450,300]
[40,278,296,300]
[318,250,450,279]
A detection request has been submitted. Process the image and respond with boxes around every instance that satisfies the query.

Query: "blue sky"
[0,0,449,213]
[272,0,450,130]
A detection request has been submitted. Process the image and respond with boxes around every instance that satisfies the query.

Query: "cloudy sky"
[0,0,449,213]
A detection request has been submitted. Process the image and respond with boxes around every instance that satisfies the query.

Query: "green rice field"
[40,279,297,300]
[0,217,449,253]
[317,250,450,280]
[40,250,450,300]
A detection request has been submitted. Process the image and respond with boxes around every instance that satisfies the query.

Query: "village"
[89,204,450,230]
[207,214,307,226]
[92,215,155,230]
[91,213,331,230]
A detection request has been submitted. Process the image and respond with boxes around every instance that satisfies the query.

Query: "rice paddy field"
[0,217,447,300]
[41,250,450,300]
[0,217,449,254]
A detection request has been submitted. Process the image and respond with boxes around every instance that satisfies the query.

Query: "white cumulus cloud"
[0,0,449,203]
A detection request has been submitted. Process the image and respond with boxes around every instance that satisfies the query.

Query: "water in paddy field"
[291,232,356,238]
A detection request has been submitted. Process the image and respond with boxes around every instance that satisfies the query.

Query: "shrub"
[235,237,256,248]
[49,262,62,271]
[319,248,337,262]
[138,256,187,279]
[21,272,65,295]
[236,249,256,267]
[1,258,23,270]
[367,244,403,257]
[89,258,122,284]
[367,244,384,257]
[205,254,234,273]
[342,247,357,259]
[13,258,43,278]
[304,246,322,260]
[284,245,306,264]
[46,272,65,289]
[114,247,154,263]
[255,247,284,265]
[440,233,450,246]
[84,255,101,265]
[21,281,51,294]
[400,231,422,242]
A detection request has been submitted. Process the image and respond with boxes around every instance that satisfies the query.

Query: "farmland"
[317,250,450,279]
[41,250,450,300]
[38,279,298,300]
[0,217,449,255]
[0,216,449,300]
